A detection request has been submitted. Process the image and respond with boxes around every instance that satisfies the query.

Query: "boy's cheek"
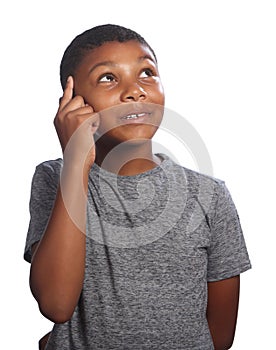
[149,85,165,106]
[85,93,119,113]
[73,79,97,108]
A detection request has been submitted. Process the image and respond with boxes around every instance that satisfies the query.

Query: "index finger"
[58,76,74,111]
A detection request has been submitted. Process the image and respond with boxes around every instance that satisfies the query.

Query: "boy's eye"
[140,68,155,78]
[98,74,115,82]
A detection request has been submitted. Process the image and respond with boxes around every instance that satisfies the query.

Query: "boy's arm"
[30,179,87,323]
[30,77,98,324]
[206,275,240,350]
[38,331,51,350]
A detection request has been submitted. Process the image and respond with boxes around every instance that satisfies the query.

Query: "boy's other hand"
[54,76,99,170]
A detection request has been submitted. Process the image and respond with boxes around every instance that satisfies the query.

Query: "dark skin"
[207,276,240,349]
[30,41,240,350]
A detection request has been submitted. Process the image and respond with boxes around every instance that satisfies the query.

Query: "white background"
[1,0,275,348]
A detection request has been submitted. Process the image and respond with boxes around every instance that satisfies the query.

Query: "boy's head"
[60,24,157,90]
[60,24,164,149]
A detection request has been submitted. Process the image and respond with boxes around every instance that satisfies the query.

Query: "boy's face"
[74,40,165,146]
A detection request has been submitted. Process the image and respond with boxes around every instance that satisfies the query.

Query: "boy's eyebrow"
[89,55,156,74]
[89,61,117,74]
[138,54,156,63]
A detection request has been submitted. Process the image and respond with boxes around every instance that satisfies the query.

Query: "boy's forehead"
[85,40,156,64]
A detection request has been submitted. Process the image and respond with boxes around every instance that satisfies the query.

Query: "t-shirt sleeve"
[24,160,61,263]
[207,181,251,282]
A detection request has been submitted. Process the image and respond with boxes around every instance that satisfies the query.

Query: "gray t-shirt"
[24,153,251,349]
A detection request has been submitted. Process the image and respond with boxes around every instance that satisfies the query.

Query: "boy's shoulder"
[182,165,224,187]
[159,153,224,188]
[34,158,63,177]
[36,158,63,169]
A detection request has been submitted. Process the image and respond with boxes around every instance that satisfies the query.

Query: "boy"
[24,24,251,349]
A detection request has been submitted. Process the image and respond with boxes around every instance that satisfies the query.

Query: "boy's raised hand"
[54,76,99,171]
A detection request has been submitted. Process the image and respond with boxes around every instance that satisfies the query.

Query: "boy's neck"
[94,140,161,176]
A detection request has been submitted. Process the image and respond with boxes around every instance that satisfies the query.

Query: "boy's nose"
[120,82,147,102]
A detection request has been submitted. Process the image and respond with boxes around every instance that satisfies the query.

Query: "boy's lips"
[120,111,152,124]
[117,103,156,124]
[98,103,164,127]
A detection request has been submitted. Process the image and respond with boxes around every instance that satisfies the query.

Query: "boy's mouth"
[121,112,151,121]
[119,104,154,124]
[99,103,163,127]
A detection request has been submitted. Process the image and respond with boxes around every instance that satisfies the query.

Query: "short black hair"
[60,24,157,90]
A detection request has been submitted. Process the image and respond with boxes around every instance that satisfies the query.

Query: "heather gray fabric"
[24,153,251,349]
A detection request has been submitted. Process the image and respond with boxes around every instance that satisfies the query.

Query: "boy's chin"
[95,124,159,145]
[119,137,153,147]
[96,134,154,150]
